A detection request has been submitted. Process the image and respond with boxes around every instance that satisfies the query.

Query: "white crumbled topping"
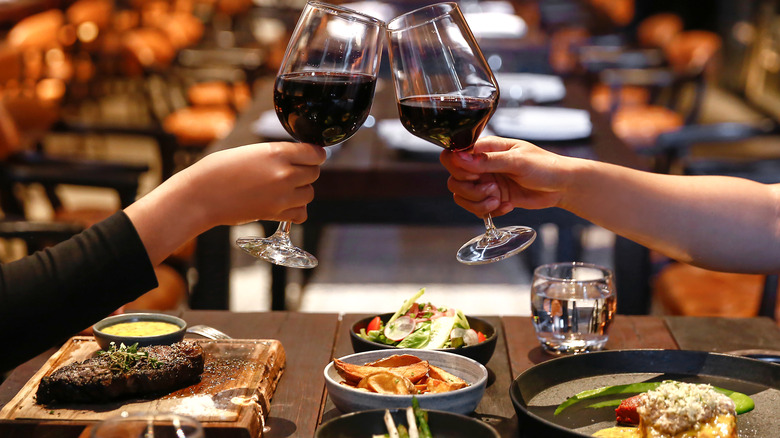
[636,381,736,435]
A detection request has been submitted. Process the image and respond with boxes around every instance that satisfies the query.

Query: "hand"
[126,142,326,266]
[439,136,571,218]
[184,141,327,226]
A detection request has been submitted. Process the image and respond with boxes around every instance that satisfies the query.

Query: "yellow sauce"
[593,427,641,437]
[593,414,737,438]
[101,321,181,337]
[640,414,737,438]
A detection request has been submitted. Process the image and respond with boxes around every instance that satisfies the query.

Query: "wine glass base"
[236,236,318,269]
[457,226,536,265]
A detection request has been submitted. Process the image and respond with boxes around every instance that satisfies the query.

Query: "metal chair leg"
[759,274,778,319]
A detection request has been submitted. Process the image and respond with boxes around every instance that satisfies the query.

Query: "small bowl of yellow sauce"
[93,313,187,350]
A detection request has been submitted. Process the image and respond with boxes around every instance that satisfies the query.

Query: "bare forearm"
[123,142,325,266]
[562,159,780,272]
[125,171,210,266]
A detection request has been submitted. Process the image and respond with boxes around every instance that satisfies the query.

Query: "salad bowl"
[350,312,498,365]
[324,349,488,415]
[315,408,500,438]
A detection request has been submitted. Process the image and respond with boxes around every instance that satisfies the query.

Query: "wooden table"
[2,311,779,437]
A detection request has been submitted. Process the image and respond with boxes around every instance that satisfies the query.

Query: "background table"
[2,311,779,437]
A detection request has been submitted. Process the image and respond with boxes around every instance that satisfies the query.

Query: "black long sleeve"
[0,211,158,372]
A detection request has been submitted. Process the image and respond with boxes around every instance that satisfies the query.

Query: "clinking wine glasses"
[386,3,536,264]
[236,1,384,268]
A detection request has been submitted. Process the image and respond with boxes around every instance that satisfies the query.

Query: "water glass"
[90,412,204,438]
[531,262,616,355]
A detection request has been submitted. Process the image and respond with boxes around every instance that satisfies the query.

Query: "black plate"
[728,349,780,365]
[510,349,780,437]
[315,408,500,438]
[745,354,780,364]
[349,313,498,365]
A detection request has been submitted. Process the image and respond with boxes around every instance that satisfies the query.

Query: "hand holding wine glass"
[386,2,536,264]
[236,1,384,268]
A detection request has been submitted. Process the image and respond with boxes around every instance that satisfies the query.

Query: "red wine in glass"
[274,72,377,147]
[397,95,495,151]
[236,1,384,269]
[387,2,536,265]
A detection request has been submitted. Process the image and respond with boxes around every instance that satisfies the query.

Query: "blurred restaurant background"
[1,0,779,320]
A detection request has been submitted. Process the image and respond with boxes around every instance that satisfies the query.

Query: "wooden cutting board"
[0,337,285,437]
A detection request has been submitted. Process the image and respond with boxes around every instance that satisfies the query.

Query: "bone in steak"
[36,340,204,404]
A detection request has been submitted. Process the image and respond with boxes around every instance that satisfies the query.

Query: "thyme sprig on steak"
[97,342,161,373]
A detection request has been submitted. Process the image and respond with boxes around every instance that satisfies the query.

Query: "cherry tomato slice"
[477,331,487,343]
[367,316,382,332]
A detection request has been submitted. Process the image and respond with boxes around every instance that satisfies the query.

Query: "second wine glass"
[386,2,536,264]
[236,1,384,268]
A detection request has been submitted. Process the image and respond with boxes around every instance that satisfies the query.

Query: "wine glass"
[90,412,204,438]
[386,3,536,264]
[236,1,384,268]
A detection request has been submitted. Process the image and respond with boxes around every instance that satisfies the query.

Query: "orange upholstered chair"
[599,30,722,149]
[652,264,778,320]
[636,13,683,49]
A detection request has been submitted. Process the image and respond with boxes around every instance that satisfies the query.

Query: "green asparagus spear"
[554,380,755,416]
[412,397,432,438]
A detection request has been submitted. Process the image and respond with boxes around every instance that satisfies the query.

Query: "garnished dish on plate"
[2,320,285,438]
[38,312,198,405]
[373,397,433,438]
[333,354,468,395]
[324,349,488,414]
[509,350,778,438]
[314,404,501,438]
[357,289,486,350]
[350,289,498,365]
[555,380,754,437]
[36,341,204,404]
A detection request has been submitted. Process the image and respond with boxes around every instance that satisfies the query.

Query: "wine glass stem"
[483,214,502,240]
[275,221,292,240]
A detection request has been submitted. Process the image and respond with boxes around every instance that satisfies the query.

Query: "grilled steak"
[36,340,204,404]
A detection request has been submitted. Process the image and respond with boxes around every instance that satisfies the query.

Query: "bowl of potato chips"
[323,348,488,415]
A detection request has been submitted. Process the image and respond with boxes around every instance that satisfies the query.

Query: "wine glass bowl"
[387,2,536,264]
[90,412,203,438]
[274,72,376,146]
[397,95,495,151]
[236,1,384,268]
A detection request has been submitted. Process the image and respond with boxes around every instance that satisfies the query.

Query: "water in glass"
[531,263,616,355]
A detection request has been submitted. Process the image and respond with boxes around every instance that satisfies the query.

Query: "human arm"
[440,136,780,273]
[126,141,326,265]
[0,213,157,372]
[0,142,325,371]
